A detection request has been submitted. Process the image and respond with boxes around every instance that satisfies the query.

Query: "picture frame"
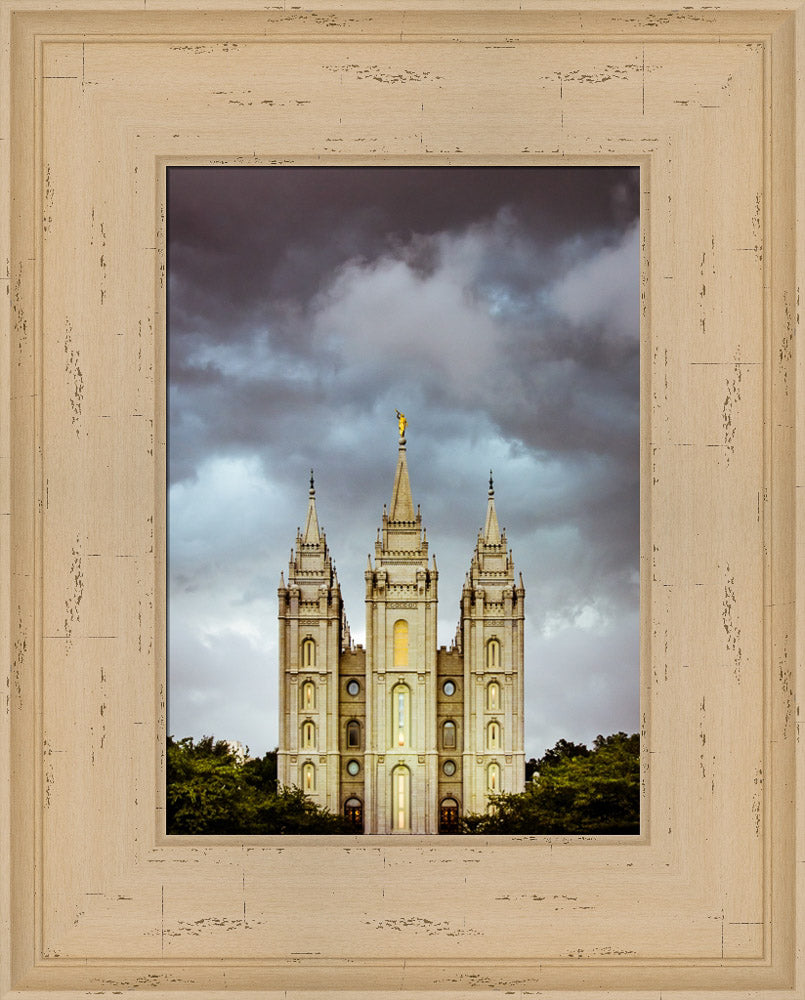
[1,2,802,997]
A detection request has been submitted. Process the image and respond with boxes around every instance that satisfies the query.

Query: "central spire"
[389,411,414,521]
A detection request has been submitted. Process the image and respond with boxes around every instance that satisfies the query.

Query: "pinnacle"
[388,438,415,521]
[302,469,321,544]
[483,472,501,544]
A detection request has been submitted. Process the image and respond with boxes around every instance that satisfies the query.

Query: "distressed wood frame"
[1,1,803,997]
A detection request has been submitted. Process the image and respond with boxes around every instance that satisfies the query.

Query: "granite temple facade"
[277,420,525,833]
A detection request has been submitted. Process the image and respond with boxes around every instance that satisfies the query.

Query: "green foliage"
[526,738,591,781]
[249,784,354,834]
[462,732,640,835]
[536,738,590,768]
[241,747,278,794]
[166,736,352,835]
[166,732,639,836]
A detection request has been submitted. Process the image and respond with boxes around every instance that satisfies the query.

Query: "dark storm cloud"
[167,166,640,757]
[168,173,639,472]
[168,166,638,344]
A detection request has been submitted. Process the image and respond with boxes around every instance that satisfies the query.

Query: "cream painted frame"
[1,1,803,997]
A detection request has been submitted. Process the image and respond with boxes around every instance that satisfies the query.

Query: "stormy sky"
[167,166,640,760]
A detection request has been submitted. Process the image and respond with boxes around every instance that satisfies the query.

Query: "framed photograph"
[2,1,802,997]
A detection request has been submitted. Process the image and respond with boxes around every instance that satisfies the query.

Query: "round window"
[346,679,360,696]
[346,759,360,776]
[443,760,456,776]
[442,680,456,696]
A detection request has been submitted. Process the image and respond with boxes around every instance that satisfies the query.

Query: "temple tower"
[363,415,439,833]
[459,473,526,812]
[277,472,347,813]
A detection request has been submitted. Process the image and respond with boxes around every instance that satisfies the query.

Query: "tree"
[249,784,354,834]
[463,732,640,835]
[242,747,278,795]
[535,738,590,770]
[166,736,352,835]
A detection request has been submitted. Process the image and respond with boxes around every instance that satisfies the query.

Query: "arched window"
[346,719,361,749]
[486,681,500,712]
[301,680,316,711]
[301,720,315,749]
[486,638,500,670]
[439,797,460,834]
[487,721,501,751]
[344,797,363,832]
[487,761,501,792]
[302,761,315,791]
[442,719,457,750]
[392,684,410,747]
[393,619,409,667]
[301,637,316,667]
[392,765,410,831]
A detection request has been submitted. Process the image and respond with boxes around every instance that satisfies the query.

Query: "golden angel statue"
[395,409,407,438]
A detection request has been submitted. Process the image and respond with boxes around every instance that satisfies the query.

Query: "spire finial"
[309,469,315,496]
[489,470,494,496]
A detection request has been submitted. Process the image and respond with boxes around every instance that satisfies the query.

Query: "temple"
[276,423,525,833]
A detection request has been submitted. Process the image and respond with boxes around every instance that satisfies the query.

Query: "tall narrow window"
[487,720,501,750]
[392,765,410,830]
[301,680,316,711]
[346,720,361,749]
[486,638,500,670]
[302,762,315,791]
[442,719,457,749]
[487,761,500,792]
[486,681,500,712]
[393,619,409,666]
[392,684,410,747]
[301,637,316,667]
[301,720,315,749]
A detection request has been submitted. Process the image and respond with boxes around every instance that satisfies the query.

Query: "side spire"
[389,411,414,520]
[302,468,321,544]
[483,469,501,543]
